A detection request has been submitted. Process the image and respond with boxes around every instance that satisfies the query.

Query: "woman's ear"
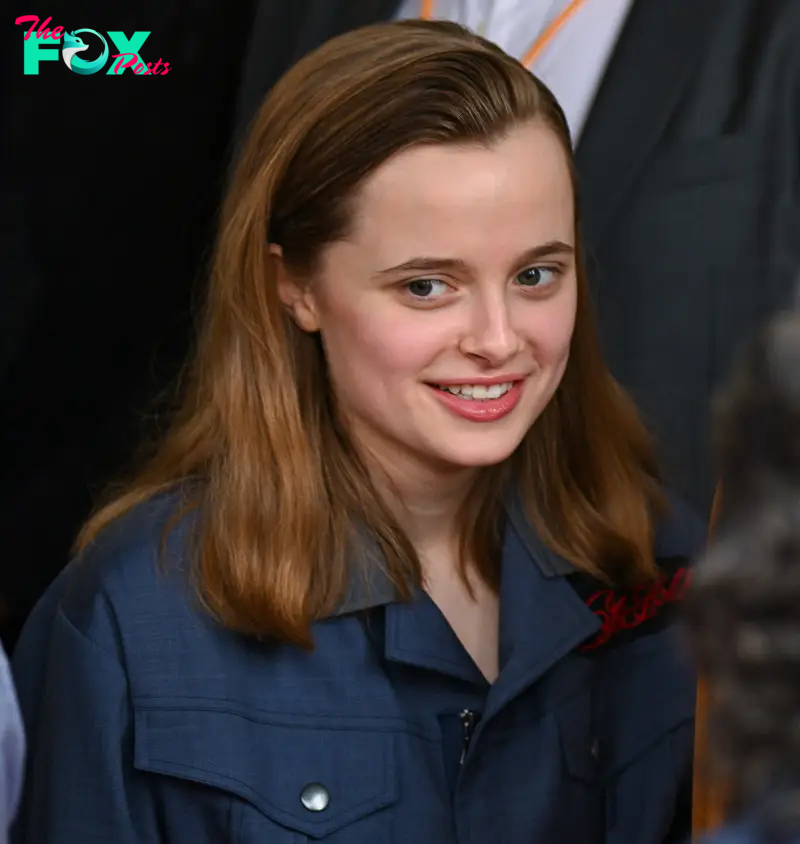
[270,243,321,332]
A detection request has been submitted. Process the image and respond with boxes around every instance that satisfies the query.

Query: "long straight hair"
[76,20,665,647]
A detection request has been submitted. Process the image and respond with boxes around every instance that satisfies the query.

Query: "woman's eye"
[405,279,450,299]
[515,266,558,287]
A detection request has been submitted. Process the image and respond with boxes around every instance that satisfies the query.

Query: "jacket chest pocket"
[598,636,696,843]
[133,707,399,843]
[552,635,695,844]
[553,690,606,844]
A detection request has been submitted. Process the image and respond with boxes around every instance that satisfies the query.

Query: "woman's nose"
[458,297,523,366]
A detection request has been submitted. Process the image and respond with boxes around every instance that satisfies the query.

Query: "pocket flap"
[556,690,600,784]
[602,638,695,777]
[133,706,398,838]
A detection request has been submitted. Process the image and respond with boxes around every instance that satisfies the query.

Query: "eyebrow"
[375,240,575,276]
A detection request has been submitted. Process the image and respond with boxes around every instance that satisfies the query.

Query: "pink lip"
[428,381,524,422]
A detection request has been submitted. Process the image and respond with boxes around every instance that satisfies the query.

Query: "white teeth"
[438,382,513,400]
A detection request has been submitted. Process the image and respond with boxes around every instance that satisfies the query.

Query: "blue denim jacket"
[11,492,704,844]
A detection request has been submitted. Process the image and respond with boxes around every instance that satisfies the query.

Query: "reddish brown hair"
[77,20,664,646]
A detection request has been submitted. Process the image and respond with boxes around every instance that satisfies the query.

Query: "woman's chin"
[425,435,525,471]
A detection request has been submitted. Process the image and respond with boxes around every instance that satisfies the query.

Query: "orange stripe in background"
[418,0,590,69]
[692,483,728,838]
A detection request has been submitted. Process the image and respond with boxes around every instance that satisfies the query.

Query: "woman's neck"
[366,448,476,558]
[362,443,501,683]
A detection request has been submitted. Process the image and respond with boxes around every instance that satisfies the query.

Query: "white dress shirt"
[395,0,635,144]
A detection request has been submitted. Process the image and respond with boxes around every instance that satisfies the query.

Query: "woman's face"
[280,121,578,477]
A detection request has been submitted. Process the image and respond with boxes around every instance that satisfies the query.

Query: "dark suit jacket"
[234,0,800,516]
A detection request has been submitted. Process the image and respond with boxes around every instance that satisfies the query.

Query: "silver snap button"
[300,783,330,812]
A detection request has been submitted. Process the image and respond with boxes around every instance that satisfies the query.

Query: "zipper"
[459,709,477,766]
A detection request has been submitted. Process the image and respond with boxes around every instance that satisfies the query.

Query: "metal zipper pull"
[459,709,477,766]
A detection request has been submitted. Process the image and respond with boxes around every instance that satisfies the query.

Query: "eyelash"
[402,265,564,302]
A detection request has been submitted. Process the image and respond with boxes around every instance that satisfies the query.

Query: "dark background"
[1,0,257,646]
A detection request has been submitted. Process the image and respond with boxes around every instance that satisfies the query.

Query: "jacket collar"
[331,487,703,617]
[332,488,576,617]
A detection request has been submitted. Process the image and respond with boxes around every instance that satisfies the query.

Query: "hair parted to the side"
[76,20,665,647]
[684,311,800,831]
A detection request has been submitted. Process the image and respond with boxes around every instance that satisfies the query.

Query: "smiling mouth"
[431,382,516,401]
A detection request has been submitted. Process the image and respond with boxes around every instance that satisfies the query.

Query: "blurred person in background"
[685,310,800,844]
[11,22,703,844]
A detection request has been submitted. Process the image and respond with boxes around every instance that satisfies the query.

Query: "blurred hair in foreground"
[685,310,800,838]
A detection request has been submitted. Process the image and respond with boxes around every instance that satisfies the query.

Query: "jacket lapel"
[575,0,725,248]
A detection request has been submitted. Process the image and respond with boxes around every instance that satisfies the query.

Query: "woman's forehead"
[345,124,574,258]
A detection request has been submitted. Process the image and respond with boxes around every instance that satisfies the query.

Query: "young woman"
[11,20,705,844]
[686,311,800,844]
